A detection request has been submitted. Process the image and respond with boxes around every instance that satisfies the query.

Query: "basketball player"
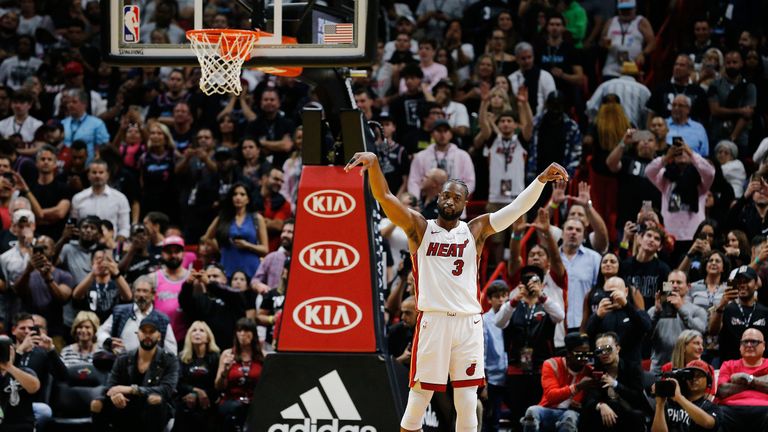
[345,152,567,432]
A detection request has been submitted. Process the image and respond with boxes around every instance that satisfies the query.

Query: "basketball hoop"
[187,29,260,95]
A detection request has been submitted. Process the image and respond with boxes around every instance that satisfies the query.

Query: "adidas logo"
[268,370,378,432]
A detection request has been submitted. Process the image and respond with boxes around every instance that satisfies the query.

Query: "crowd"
[0,0,764,431]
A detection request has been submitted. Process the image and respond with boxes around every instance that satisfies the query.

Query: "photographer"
[648,271,708,372]
[0,334,41,431]
[586,276,652,370]
[709,266,768,362]
[496,266,564,426]
[581,332,646,432]
[651,360,719,432]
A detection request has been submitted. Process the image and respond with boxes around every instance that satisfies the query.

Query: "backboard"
[101,0,377,68]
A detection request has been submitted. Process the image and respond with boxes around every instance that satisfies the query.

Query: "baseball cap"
[433,79,454,92]
[620,61,640,76]
[520,265,545,284]
[63,61,84,76]
[139,315,163,332]
[617,0,636,9]
[12,209,34,225]
[161,235,185,249]
[683,359,711,379]
[430,119,451,132]
[397,14,416,25]
[729,265,758,282]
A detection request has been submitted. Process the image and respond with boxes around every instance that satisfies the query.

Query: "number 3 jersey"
[412,220,482,314]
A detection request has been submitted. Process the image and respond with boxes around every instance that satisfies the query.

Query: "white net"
[187,29,259,96]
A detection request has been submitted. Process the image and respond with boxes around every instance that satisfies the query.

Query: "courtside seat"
[49,364,107,430]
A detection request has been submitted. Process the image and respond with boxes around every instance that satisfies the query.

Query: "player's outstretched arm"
[345,152,426,244]
[471,163,568,241]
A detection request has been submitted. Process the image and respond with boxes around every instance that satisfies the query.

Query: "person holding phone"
[71,246,132,323]
[664,94,709,157]
[581,332,647,432]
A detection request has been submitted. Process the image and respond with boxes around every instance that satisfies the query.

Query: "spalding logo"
[303,190,356,218]
[299,241,360,274]
[293,297,363,334]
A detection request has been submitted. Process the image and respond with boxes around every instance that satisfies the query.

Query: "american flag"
[323,23,354,44]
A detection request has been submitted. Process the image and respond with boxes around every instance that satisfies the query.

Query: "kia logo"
[293,297,363,334]
[299,241,360,274]
[303,190,356,218]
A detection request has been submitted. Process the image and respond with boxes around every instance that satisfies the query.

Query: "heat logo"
[123,6,140,43]
[303,190,356,218]
[293,297,363,334]
[299,241,360,274]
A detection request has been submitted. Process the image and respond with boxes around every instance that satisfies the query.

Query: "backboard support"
[101,0,377,68]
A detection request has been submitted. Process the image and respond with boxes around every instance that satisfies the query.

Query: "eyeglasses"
[740,339,764,347]
[595,345,614,356]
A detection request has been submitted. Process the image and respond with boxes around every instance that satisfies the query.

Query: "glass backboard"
[101,0,376,67]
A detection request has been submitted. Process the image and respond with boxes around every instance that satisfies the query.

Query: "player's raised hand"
[344,152,379,176]
[537,162,569,183]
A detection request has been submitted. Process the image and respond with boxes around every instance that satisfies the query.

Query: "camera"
[659,282,677,318]
[32,244,45,255]
[655,369,694,397]
[0,335,12,363]
[1,172,14,184]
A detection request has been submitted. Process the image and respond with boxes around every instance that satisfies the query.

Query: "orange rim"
[186,29,260,61]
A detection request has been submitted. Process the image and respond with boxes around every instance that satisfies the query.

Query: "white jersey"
[413,220,481,314]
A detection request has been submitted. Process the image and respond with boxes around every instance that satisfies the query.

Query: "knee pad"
[400,386,434,431]
[454,386,479,432]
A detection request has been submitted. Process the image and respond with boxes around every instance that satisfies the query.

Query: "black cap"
[729,265,758,282]
[564,332,590,351]
[375,112,393,123]
[520,265,545,283]
[139,314,163,332]
[433,79,454,92]
[430,119,451,132]
[214,146,233,160]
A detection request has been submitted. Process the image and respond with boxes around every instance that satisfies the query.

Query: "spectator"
[398,39,447,93]
[560,218,601,332]
[430,80,470,138]
[148,235,190,343]
[646,54,709,125]
[607,129,662,232]
[726,173,768,241]
[724,229,751,269]
[203,182,268,278]
[406,119,475,198]
[486,28,516,77]
[688,250,730,361]
[61,89,110,162]
[214,318,263,432]
[0,334,40,431]
[708,50,757,154]
[60,310,100,366]
[139,1,184,44]
[251,218,293,293]
[581,332,647,432]
[581,252,645,331]
[714,140,746,198]
[71,246,131,322]
[684,19,714,68]
[600,0,656,79]
[537,13,585,111]
[509,42,556,117]
[665,95,709,157]
[11,311,67,429]
[384,29,418,65]
[257,258,289,348]
[716,328,768,431]
[417,167,448,219]
[0,34,41,91]
[415,0,463,41]
[139,122,179,222]
[254,168,291,252]
[648,270,708,372]
[97,276,177,355]
[621,225,671,308]
[710,266,768,362]
[401,101,445,156]
[481,281,509,432]
[527,92,582,184]
[0,90,42,147]
[245,88,294,169]
[0,208,36,323]
[388,296,417,367]
[180,263,247,351]
[70,159,131,239]
[27,145,72,240]
[520,332,593,432]
[442,20,474,82]
[587,63,651,127]
[509,207,568,347]
[660,330,718,397]
[496,266,565,427]
[645,141,715,256]
[678,219,719,282]
[652,359,720,432]
[92,314,180,432]
[586,276,652,368]
[241,137,270,189]
[14,235,74,342]
[174,321,220,432]
[118,223,159,284]
[372,114,408,197]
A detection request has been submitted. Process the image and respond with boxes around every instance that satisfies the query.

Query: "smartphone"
[662,281,673,294]
[672,136,683,147]
[30,325,40,336]
[192,258,204,271]
[32,244,45,255]
[592,371,604,380]
[641,200,653,214]
[67,217,78,226]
